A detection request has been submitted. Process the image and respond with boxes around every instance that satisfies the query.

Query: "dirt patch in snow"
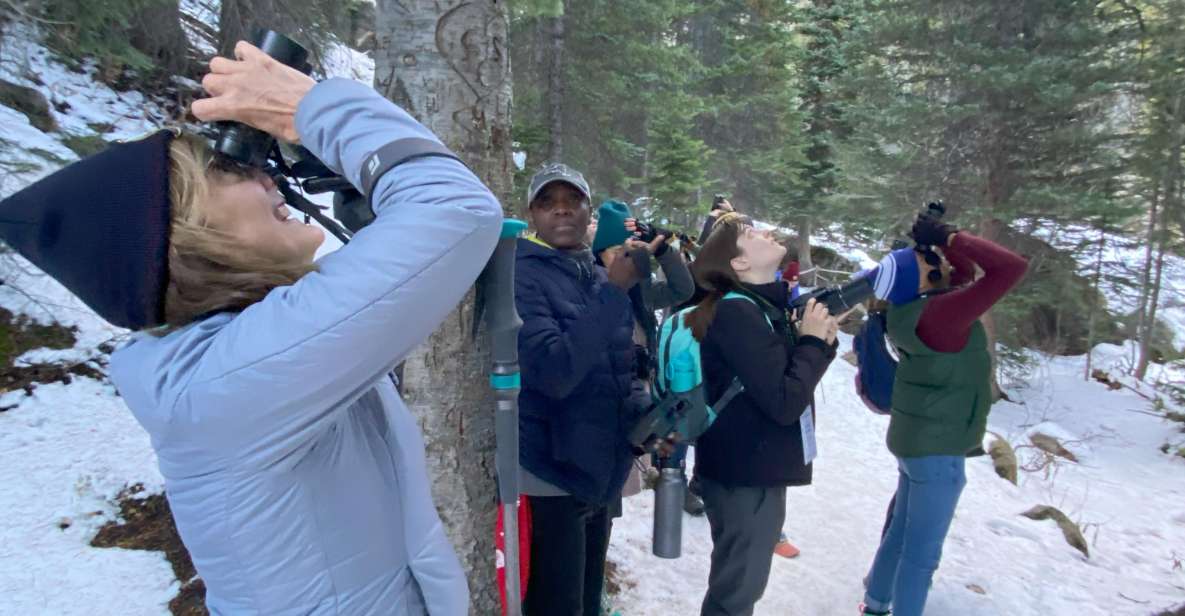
[0,306,103,405]
[0,360,106,402]
[91,486,208,615]
[604,557,635,598]
[0,306,77,366]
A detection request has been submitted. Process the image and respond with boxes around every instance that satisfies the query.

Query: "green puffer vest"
[885,296,993,458]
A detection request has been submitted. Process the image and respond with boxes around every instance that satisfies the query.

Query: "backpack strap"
[711,378,746,415]
[722,291,774,331]
[708,291,775,415]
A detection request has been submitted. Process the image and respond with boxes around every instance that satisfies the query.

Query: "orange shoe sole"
[774,540,800,558]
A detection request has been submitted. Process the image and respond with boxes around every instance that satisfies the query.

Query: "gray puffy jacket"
[110,78,502,615]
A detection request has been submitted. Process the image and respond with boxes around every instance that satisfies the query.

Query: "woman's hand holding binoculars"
[192,41,316,143]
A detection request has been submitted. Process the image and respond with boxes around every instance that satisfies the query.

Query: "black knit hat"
[0,129,175,330]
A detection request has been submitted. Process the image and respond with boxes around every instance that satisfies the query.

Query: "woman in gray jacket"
[0,41,502,615]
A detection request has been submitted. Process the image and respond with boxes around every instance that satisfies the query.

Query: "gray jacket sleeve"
[641,247,694,310]
[171,79,502,461]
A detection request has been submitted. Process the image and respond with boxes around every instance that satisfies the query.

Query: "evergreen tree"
[787,0,855,282]
[1127,0,1185,377]
[687,0,808,220]
[837,0,1144,389]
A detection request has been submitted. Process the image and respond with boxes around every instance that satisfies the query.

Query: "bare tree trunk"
[797,217,815,286]
[218,0,309,57]
[1138,235,1167,377]
[1133,183,1160,369]
[1137,93,1184,380]
[641,114,651,198]
[219,0,285,55]
[129,0,190,77]
[1138,192,1180,381]
[373,3,513,614]
[1084,223,1105,381]
[533,17,547,74]
[546,2,566,162]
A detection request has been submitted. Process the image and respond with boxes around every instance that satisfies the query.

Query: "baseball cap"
[527,162,592,205]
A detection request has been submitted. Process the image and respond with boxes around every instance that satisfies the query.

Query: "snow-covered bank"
[0,249,174,614]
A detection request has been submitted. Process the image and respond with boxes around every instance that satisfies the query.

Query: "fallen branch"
[1123,407,1167,418]
[1120,381,1156,401]
[1117,592,1150,605]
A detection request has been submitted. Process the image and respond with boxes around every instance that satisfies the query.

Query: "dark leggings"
[523,495,611,616]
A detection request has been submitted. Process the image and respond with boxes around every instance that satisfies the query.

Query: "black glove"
[911,214,956,248]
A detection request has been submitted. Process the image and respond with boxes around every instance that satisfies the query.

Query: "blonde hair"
[160,132,315,330]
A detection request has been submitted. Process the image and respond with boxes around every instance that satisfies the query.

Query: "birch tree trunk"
[373,3,513,614]
[1133,184,1160,370]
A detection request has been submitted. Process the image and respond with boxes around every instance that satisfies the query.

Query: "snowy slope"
[609,336,1185,615]
[0,247,176,614]
[1031,224,1185,353]
[0,22,172,199]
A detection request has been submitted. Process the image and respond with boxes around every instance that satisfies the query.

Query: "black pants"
[700,478,786,616]
[524,495,611,616]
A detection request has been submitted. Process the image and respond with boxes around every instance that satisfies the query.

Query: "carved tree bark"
[373,2,513,614]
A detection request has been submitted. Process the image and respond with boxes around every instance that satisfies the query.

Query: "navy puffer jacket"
[515,238,638,504]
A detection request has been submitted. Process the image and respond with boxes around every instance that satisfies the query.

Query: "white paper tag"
[801,405,817,465]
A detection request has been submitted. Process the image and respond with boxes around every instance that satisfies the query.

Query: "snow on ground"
[0,23,171,142]
[0,21,173,199]
[0,253,175,615]
[609,335,1185,615]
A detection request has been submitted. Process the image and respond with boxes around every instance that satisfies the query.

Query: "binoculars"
[213,29,313,168]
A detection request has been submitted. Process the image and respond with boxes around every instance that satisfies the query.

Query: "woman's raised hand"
[191,41,316,143]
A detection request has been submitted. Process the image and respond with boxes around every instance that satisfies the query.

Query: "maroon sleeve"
[917,232,1028,352]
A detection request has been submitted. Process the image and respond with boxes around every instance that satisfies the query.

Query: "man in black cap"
[514,163,645,615]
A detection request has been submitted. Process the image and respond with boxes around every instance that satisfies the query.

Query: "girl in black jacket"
[684,214,839,616]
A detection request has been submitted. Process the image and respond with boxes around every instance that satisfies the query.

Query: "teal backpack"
[629,292,773,450]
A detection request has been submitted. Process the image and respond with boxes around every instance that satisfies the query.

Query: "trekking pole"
[482,218,527,616]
